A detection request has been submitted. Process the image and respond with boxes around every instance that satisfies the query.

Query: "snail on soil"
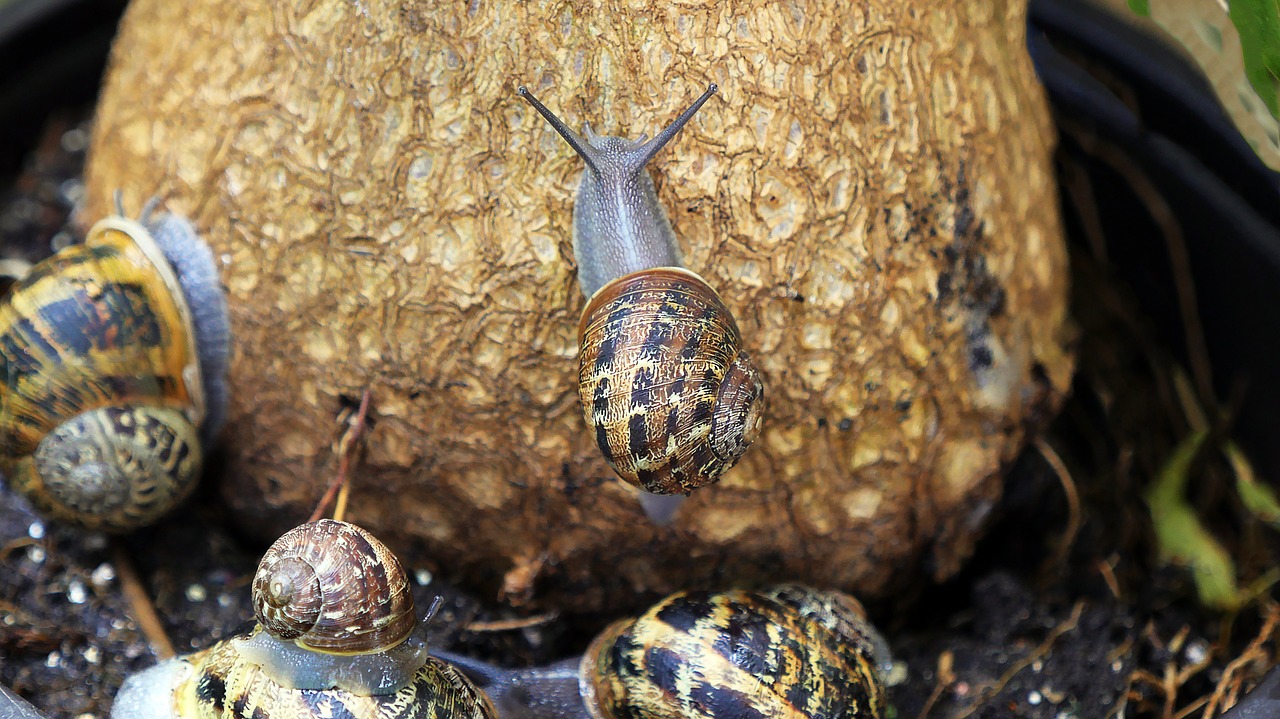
[111,519,497,719]
[517,82,765,524]
[434,584,890,719]
[0,195,230,532]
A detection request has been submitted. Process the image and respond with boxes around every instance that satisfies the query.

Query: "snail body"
[517,84,765,513]
[111,520,497,719]
[436,585,889,719]
[0,199,229,532]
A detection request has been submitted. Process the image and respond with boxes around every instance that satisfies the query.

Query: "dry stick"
[1036,438,1082,572]
[1173,696,1210,719]
[1097,557,1124,601]
[111,540,176,660]
[954,602,1086,719]
[1126,624,1214,719]
[465,612,560,633]
[1202,605,1280,718]
[914,650,956,719]
[1059,156,1110,264]
[1064,123,1216,410]
[308,388,373,524]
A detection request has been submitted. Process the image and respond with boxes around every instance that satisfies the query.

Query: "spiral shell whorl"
[581,588,886,719]
[577,267,763,495]
[18,405,201,533]
[252,519,416,654]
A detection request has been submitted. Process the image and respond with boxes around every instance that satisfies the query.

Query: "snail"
[517,82,765,524]
[0,195,230,532]
[111,519,497,719]
[433,584,891,719]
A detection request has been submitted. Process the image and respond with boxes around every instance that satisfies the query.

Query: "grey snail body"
[434,585,890,719]
[111,520,497,719]
[517,83,765,524]
[0,683,50,719]
[0,196,230,532]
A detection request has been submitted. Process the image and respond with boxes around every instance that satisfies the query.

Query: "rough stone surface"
[83,0,1073,612]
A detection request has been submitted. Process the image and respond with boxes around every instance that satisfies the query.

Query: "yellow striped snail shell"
[517,83,765,523]
[0,195,230,532]
[110,519,498,719]
[435,584,890,719]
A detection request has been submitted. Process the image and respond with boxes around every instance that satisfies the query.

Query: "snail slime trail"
[518,83,765,524]
[0,198,229,532]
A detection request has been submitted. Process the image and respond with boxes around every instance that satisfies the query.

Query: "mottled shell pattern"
[578,267,765,495]
[165,631,497,719]
[579,586,886,719]
[0,210,211,531]
[253,519,417,654]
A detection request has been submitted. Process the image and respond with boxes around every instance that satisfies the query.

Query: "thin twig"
[464,612,560,633]
[914,650,955,719]
[309,388,373,523]
[955,603,1085,718]
[1098,556,1124,601]
[1060,121,1216,409]
[1202,605,1280,717]
[1036,438,1082,571]
[111,540,175,660]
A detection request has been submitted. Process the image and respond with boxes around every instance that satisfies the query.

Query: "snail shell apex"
[579,588,886,719]
[253,519,416,654]
[578,267,764,495]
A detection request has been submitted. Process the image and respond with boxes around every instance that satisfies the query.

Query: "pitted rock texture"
[83,0,1074,613]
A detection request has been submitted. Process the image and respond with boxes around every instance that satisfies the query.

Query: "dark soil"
[2,106,1278,719]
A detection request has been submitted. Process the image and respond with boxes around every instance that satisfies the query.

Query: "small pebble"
[59,178,85,207]
[83,646,101,665]
[884,660,909,687]
[1028,690,1043,706]
[67,579,88,604]
[27,545,46,563]
[45,651,61,668]
[60,128,89,153]
[27,520,45,539]
[1185,639,1209,665]
[50,230,75,252]
[91,563,116,587]
[75,713,97,719]
[185,583,208,602]
[415,568,434,586]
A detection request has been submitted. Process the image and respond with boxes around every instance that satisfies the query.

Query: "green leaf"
[1145,432,1244,610]
[1227,440,1280,526]
[1128,0,1151,17]
[1229,0,1280,119]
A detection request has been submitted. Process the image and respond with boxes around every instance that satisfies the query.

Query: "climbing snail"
[433,584,890,719]
[517,82,765,523]
[0,195,230,532]
[111,519,497,719]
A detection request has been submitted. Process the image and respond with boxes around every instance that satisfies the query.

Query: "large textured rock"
[83,0,1073,612]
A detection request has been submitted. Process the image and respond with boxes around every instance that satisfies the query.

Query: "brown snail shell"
[252,518,416,654]
[578,267,765,495]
